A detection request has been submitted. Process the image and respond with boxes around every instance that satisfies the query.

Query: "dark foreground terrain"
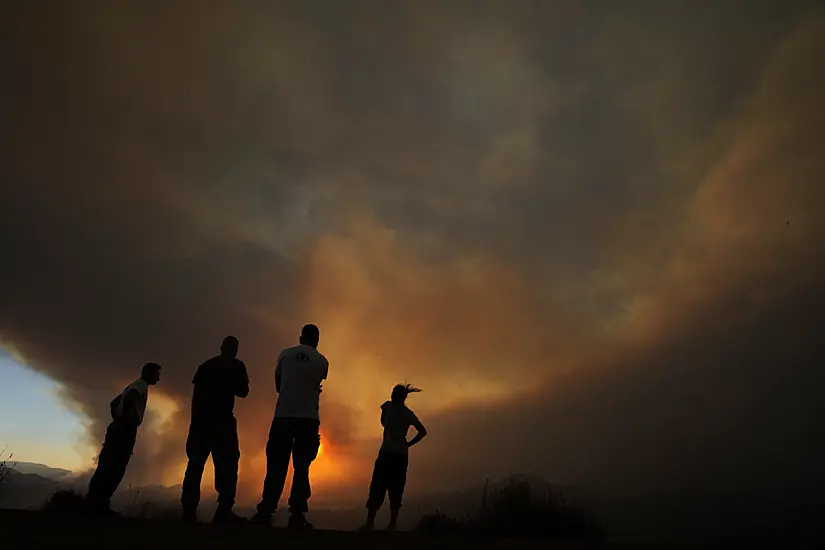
[0,509,578,550]
[2,508,816,550]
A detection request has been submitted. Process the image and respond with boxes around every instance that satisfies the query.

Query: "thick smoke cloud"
[2,0,824,503]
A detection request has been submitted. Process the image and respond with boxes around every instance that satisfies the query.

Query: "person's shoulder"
[313,348,329,365]
[381,400,392,410]
[280,345,301,357]
[194,356,220,380]
[277,345,308,365]
[201,356,221,368]
[233,358,247,369]
[405,406,419,420]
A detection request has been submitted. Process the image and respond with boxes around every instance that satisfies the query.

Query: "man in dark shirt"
[180,336,249,524]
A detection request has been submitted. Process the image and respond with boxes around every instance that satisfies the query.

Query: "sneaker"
[386,522,398,533]
[249,512,273,526]
[358,523,375,534]
[212,509,247,525]
[287,513,313,531]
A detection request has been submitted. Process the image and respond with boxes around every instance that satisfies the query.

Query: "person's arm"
[380,402,392,427]
[191,369,200,386]
[120,389,142,427]
[235,361,250,398]
[407,415,428,448]
[192,361,207,386]
[274,355,283,393]
[318,359,329,393]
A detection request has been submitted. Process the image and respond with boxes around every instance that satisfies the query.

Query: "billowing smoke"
[2,0,824,504]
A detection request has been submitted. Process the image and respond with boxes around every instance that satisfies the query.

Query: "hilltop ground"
[4,507,822,549]
[0,509,568,550]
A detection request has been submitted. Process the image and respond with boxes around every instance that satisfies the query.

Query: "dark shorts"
[366,451,409,511]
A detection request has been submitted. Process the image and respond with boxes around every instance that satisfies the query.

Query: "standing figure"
[361,384,428,532]
[86,362,162,515]
[251,324,328,530]
[180,336,249,524]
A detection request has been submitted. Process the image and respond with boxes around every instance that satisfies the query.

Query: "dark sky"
[2,0,824,504]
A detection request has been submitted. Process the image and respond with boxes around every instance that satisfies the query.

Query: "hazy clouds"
[2,0,824,503]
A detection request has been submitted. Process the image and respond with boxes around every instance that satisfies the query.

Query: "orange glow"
[306,431,350,484]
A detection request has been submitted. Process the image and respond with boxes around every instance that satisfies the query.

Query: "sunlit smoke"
[1,0,825,506]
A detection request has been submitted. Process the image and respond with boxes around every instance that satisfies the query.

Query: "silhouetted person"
[361,384,427,532]
[180,336,249,524]
[251,324,328,529]
[85,362,162,515]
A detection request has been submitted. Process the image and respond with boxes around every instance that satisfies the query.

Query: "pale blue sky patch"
[0,350,90,471]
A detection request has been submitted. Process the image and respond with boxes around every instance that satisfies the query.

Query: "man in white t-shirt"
[85,362,162,515]
[252,324,328,529]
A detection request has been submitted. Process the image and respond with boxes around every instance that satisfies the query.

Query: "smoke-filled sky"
[2,0,825,505]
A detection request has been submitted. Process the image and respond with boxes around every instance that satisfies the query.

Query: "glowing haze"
[2,0,825,505]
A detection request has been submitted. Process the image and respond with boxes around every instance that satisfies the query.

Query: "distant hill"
[10,462,74,481]
[1,469,68,510]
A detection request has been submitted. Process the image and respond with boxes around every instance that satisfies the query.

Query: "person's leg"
[212,418,243,523]
[362,452,390,530]
[253,418,294,520]
[180,423,211,520]
[386,454,409,531]
[86,422,133,512]
[86,423,115,507]
[102,427,137,504]
[287,419,320,523]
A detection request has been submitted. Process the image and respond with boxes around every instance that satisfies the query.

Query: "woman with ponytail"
[361,383,428,532]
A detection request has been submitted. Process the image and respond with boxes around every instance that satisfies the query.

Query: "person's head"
[220,336,239,358]
[299,324,320,348]
[391,383,422,404]
[141,362,162,385]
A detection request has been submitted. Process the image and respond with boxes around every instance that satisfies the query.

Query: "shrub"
[480,479,605,540]
[42,488,86,514]
[415,477,607,541]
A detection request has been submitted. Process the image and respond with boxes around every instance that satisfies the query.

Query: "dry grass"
[0,445,15,504]
[414,478,607,541]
